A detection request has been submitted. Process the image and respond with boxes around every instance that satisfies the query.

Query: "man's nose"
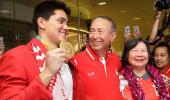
[93,32,99,38]
[63,24,68,30]
[157,55,162,60]
[155,55,161,60]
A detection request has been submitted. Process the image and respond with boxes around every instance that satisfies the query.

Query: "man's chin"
[60,38,67,42]
[91,46,101,51]
[157,65,164,69]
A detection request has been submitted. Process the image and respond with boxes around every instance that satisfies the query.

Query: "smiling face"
[154,46,170,69]
[38,9,69,46]
[128,41,149,70]
[89,18,116,54]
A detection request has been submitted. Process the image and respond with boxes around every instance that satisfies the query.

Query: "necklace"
[36,36,52,50]
[123,65,169,100]
[30,38,68,99]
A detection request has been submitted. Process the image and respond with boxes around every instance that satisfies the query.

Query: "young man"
[0,1,72,100]
[69,16,122,100]
[153,42,170,94]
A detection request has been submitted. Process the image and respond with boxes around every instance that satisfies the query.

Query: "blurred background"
[0,0,168,56]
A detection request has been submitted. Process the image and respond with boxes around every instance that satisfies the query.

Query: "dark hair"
[122,37,155,68]
[152,41,170,56]
[92,16,116,32]
[32,0,71,34]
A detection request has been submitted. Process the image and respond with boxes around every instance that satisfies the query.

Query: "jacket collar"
[85,44,111,61]
[162,64,170,75]
[27,38,48,54]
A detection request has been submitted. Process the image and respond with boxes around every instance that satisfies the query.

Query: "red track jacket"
[69,45,122,100]
[0,38,52,100]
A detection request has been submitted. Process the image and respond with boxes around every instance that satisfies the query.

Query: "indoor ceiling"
[10,0,167,54]
[62,0,157,36]
[14,0,155,19]
[14,0,157,35]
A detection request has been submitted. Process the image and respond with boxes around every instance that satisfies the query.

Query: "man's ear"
[111,32,116,42]
[37,17,45,29]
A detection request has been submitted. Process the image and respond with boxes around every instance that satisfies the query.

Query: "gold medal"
[59,41,75,57]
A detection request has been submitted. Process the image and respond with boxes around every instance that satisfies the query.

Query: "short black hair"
[32,0,71,34]
[121,37,155,68]
[152,41,170,56]
[92,16,116,32]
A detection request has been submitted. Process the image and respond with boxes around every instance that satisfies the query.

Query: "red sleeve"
[68,58,87,100]
[117,57,122,71]
[112,53,122,71]
[0,51,52,100]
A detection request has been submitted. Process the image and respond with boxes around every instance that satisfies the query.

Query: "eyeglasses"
[130,49,147,53]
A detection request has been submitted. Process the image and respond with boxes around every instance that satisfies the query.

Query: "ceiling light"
[120,10,127,13]
[133,17,140,20]
[69,27,89,33]
[0,10,10,14]
[98,2,107,6]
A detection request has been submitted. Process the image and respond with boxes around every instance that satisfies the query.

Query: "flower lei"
[31,38,69,99]
[122,65,169,100]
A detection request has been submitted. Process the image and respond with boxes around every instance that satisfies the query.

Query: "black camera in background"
[154,0,170,11]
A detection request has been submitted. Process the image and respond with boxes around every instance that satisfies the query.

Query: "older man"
[69,16,121,100]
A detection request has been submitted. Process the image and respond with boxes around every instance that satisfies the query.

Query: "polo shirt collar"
[85,44,111,61]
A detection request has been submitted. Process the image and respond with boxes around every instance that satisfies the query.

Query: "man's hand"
[39,48,70,86]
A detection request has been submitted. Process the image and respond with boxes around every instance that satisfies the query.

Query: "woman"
[119,38,169,100]
[153,42,170,93]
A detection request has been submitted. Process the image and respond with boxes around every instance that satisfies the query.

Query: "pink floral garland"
[122,65,169,100]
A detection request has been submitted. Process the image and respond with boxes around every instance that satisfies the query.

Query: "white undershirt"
[99,57,108,77]
[52,63,73,100]
[60,63,73,100]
